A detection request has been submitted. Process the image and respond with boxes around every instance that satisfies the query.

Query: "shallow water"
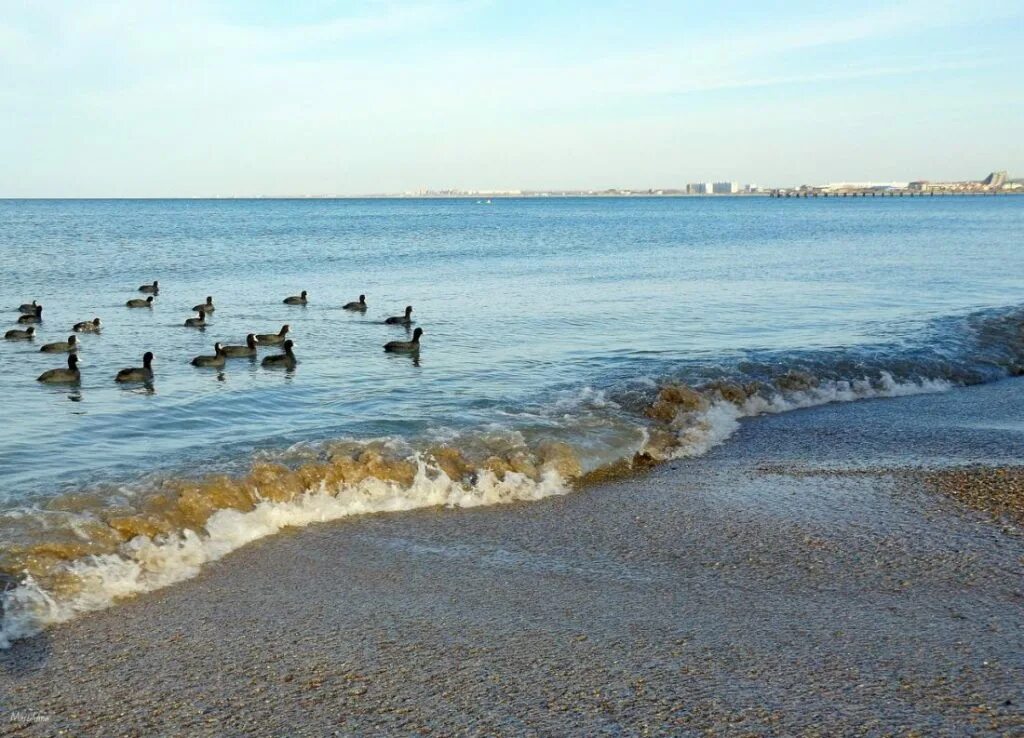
[1,195,1023,643]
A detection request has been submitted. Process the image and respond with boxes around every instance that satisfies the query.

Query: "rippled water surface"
[2,196,1023,502]
[3,196,1024,644]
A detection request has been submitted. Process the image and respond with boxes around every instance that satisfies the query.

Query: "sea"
[1,195,1022,645]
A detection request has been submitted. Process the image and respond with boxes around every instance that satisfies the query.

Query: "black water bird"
[385,305,413,325]
[222,334,259,357]
[18,300,39,314]
[191,343,226,368]
[17,306,42,324]
[184,310,207,328]
[139,281,159,294]
[73,318,102,333]
[40,335,77,353]
[38,354,80,384]
[261,339,297,369]
[255,325,289,345]
[126,296,154,308]
[192,296,215,313]
[283,291,308,305]
[343,295,367,311]
[115,352,154,383]
[4,327,35,340]
[384,327,423,352]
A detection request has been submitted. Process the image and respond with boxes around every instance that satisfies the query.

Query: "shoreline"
[1,380,1023,735]
[0,367,961,643]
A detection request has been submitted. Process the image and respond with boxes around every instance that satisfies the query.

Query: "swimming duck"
[73,318,102,333]
[192,296,215,313]
[4,326,35,340]
[115,352,154,383]
[283,290,308,305]
[255,324,289,345]
[261,339,297,369]
[139,280,159,294]
[343,295,367,311]
[18,300,39,314]
[184,310,207,328]
[40,335,78,353]
[126,296,154,308]
[191,342,226,368]
[384,327,423,352]
[221,334,259,357]
[385,305,413,325]
[38,353,80,384]
[17,306,42,324]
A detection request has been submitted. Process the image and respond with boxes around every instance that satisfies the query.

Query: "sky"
[1,0,1022,197]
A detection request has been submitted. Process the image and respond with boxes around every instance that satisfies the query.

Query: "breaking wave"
[2,304,1024,647]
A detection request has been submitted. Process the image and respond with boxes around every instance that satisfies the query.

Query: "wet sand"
[2,381,1023,736]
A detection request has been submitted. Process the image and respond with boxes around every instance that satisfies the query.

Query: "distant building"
[712,182,739,194]
[687,182,713,195]
[981,171,1008,188]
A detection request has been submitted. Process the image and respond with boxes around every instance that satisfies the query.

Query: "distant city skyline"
[1,1,1022,198]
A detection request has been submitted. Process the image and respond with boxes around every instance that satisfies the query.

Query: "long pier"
[768,189,1014,198]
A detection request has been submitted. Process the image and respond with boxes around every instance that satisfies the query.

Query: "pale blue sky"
[1,1,1021,196]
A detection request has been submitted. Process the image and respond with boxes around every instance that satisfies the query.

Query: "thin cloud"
[0,0,1020,195]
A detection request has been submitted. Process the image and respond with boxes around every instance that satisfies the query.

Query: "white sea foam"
[664,372,952,460]
[0,460,568,648]
[0,372,954,648]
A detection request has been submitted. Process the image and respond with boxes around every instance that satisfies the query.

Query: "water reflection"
[385,351,421,368]
[117,382,156,396]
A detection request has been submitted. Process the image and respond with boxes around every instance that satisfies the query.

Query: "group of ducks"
[5,281,425,385]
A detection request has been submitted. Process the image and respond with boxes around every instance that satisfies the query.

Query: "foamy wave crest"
[0,459,569,647]
[5,303,1024,646]
[0,369,960,647]
[642,371,952,461]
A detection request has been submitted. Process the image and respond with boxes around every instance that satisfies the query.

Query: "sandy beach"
[2,380,1023,737]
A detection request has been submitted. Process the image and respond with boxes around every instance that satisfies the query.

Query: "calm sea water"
[1,196,1022,504]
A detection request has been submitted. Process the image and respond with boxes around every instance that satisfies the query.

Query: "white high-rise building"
[712,182,739,194]
[687,182,713,194]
